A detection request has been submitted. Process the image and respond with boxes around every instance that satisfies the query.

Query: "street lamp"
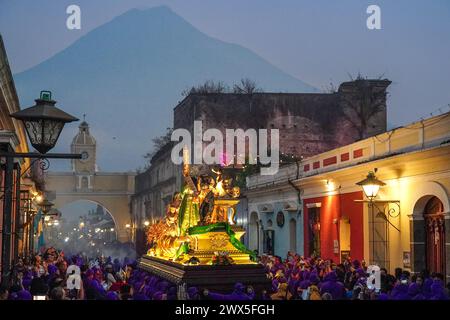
[356,169,386,265]
[144,220,150,227]
[10,91,78,154]
[1,90,82,283]
[34,193,43,204]
[355,169,400,268]
[39,199,54,214]
[356,170,386,201]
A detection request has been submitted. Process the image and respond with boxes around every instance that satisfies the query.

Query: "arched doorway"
[423,196,445,275]
[308,207,321,257]
[289,218,297,253]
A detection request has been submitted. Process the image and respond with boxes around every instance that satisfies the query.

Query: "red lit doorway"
[424,196,445,275]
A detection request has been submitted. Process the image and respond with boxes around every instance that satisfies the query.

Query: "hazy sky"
[59,200,99,222]
[58,200,114,224]
[1,0,450,127]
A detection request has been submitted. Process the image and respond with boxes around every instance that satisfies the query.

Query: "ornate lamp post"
[355,169,400,268]
[39,199,55,215]
[1,91,82,283]
[10,91,78,153]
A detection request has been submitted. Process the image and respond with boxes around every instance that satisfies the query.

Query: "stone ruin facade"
[173,79,391,159]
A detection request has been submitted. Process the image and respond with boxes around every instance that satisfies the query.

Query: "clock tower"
[71,119,96,189]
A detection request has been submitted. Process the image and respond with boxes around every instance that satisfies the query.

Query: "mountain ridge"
[14,5,317,171]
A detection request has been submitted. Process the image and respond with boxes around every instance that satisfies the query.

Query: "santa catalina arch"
[44,120,135,242]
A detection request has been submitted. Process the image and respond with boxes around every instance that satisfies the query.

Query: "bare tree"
[340,75,390,139]
[232,78,263,94]
[144,127,173,164]
[323,80,338,93]
[182,80,229,96]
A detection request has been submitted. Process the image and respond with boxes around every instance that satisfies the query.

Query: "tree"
[182,78,263,96]
[232,78,263,94]
[340,74,390,140]
[144,127,173,165]
[323,80,338,93]
[182,80,229,96]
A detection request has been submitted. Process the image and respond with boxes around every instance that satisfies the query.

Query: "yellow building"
[246,111,450,280]
[1,35,43,276]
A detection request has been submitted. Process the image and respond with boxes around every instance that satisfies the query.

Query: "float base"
[139,255,271,295]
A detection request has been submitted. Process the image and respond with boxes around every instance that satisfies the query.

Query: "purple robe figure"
[355,268,366,279]
[408,282,425,300]
[157,281,170,294]
[22,278,32,290]
[167,286,177,300]
[271,279,279,293]
[288,278,298,296]
[391,283,410,300]
[152,291,164,300]
[246,287,256,300]
[228,282,253,300]
[145,279,160,298]
[85,276,107,300]
[144,285,154,299]
[352,260,361,269]
[16,290,32,300]
[48,264,58,276]
[429,280,449,300]
[187,287,200,300]
[299,271,311,289]
[133,293,149,300]
[134,280,143,292]
[422,278,433,299]
[354,276,367,289]
[106,291,120,300]
[205,288,230,301]
[9,292,18,300]
[113,259,121,273]
[22,272,33,290]
[320,272,345,300]
[285,269,292,279]
[377,293,389,300]
[309,273,320,286]
[137,276,151,293]
[207,283,252,301]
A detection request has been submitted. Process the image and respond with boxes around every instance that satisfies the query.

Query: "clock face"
[81,151,89,160]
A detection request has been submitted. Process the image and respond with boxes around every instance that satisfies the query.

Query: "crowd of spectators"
[1,248,448,300]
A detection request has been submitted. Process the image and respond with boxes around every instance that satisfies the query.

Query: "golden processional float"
[144,149,255,265]
[139,149,270,293]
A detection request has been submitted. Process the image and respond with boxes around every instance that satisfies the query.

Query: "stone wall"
[174,79,391,159]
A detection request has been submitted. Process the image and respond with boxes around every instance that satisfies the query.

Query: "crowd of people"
[0,247,449,300]
[0,247,142,300]
[257,252,450,300]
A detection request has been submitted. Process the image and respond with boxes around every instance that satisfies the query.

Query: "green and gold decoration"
[146,150,256,265]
